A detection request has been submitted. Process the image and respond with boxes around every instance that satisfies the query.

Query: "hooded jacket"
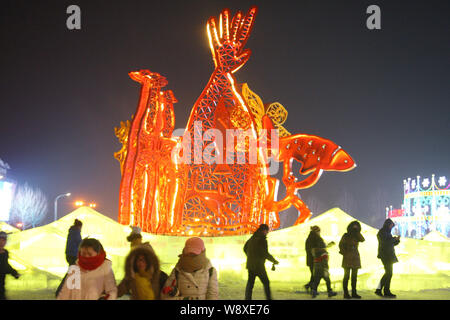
[117,244,167,300]
[244,230,277,273]
[377,221,400,264]
[339,221,365,269]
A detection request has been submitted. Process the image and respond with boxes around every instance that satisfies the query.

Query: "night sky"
[1,0,449,229]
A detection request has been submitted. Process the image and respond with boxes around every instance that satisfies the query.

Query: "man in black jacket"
[0,232,20,300]
[375,218,400,298]
[243,224,279,300]
[304,225,321,291]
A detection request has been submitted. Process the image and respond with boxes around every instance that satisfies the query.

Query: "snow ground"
[6,279,450,300]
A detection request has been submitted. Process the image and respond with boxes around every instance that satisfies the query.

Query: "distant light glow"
[75,201,84,207]
[0,180,14,221]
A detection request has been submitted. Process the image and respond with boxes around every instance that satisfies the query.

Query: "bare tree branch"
[11,182,48,229]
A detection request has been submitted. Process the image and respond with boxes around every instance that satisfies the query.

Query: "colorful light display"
[388,174,450,239]
[115,7,356,236]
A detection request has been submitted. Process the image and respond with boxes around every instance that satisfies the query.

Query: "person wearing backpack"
[339,221,365,299]
[161,237,218,300]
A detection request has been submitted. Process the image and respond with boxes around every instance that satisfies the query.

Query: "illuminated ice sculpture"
[388,174,450,239]
[115,7,356,236]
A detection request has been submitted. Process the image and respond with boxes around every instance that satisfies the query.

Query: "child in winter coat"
[0,232,20,300]
[117,243,168,300]
[161,237,219,300]
[309,227,337,298]
[57,238,117,300]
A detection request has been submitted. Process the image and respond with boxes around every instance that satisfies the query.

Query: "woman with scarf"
[339,221,365,299]
[117,244,168,300]
[161,237,218,300]
[57,238,117,300]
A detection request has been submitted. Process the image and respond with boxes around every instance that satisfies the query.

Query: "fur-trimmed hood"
[118,243,168,300]
[124,243,158,280]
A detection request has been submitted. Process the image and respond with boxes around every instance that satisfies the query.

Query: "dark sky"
[1,0,449,229]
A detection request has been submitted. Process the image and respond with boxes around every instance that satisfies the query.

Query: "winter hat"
[130,226,142,235]
[0,231,7,240]
[311,225,320,233]
[256,224,269,233]
[183,237,205,255]
[127,226,142,243]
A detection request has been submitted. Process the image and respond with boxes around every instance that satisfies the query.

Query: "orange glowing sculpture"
[115,7,356,236]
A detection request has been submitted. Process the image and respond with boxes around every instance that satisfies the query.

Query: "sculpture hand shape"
[207,7,257,73]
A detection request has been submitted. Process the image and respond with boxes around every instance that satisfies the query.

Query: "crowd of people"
[0,218,401,300]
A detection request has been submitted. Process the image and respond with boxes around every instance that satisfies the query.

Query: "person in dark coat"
[243,224,279,300]
[304,225,321,291]
[309,226,337,298]
[56,219,83,297]
[0,232,20,300]
[375,218,400,298]
[65,219,83,265]
[339,221,365,299]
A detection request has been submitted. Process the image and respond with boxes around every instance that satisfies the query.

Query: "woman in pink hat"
[161,237,218,300]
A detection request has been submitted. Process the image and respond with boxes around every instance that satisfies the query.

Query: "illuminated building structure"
[114,7,356,236]
[387,175,450,239]
[0,159,16,222]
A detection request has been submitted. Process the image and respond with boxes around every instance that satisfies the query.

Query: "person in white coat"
[57,238,117,300]
[161,237,218,300]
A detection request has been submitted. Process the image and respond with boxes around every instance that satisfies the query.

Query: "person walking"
[161,237,218,300]
[304,225,321,292]
[339,221,365,299]
[118,244,168,300]
[0,232,20,300]
[243,224,279,300]
[56,219,83,297]
[309,226,337,298]
[375,218,400,298]
[57,238,117,300]
[65,219,83,265]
